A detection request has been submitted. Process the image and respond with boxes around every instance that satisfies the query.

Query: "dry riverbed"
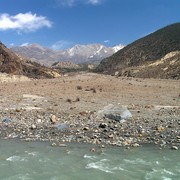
[0,72,179,149]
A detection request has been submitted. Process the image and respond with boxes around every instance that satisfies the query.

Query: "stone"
[171,146,178,150]
[90,148,96,152]
[58,144,67,147]
[83,127,89,130]
[51,142,57,147]
[2,118,13,123]
[31,124,36,129]
[108,134,114,139]
[99,123,107,128]
[97,104,132,122]
[156,126,165,132]
[16,108,21,112]
[36,119,42,123]
[50,115,57,123]
[55,123,68,130]
[132,143,140,147]
[114,71,119,76]
[123,139,132,146]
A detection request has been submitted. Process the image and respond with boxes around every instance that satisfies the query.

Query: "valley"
[0,73,179,148]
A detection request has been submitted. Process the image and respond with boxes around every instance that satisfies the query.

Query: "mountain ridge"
[11,43,125,66]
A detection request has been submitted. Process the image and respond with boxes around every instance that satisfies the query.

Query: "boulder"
[97,104,132,122]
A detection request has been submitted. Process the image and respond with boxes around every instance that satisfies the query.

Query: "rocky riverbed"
[0,73,179,149]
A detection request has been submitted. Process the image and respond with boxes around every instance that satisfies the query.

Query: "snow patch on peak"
[96,45,104,54]
[20,43,31,47]
[112,44,125,53]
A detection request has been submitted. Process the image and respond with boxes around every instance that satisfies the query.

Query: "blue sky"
[0,0,179,49]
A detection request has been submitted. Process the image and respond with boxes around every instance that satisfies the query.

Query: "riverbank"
[0,73,179,149]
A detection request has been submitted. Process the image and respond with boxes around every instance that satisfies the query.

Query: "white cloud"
[0,12,52,32]
[57,0,75,6]
[104,40,110,43]
[88,0,101,5]
[9,43,15,47]
[51,40,73,50]
[56,0,103,7]
[21,42,30,47]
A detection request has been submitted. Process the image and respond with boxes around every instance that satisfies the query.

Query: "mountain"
[11,44,57,65]
[11,43,125,66]
[95,23,180,79]
[0,42,60,79]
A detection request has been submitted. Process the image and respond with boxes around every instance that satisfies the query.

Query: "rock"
[160,140,167,147]
[99,123,107,128]
[36,119,42,123]
[31,124,36,129]
[16,108,21,112]
[105,114,122,121]
[58,144,67,147]
[171,146,178,150]
[97,104,132,122]
[156,126,165,132]
[122,139,132,146]
[79,111,88,116]
[90,148,96,152]
[132,143,140,147]
[114,71,119,76]
[2,118,13,123]
[55,123,68,130]
[50,115,57,123]
[120,119,127,123]
[108,134,114,139]
[160,134,164,138]
[83,127,89,130]
[51,142,57,147]
[114,124,118,128]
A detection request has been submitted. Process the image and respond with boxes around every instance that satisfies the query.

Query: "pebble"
[51,142,57,146]
[132,143,140,147]
[0,105,179,149]
[99,123,107,128]
[36,119,42,123]
[31,124,36,129]
[50,115,57,123]
[171,146,178,150]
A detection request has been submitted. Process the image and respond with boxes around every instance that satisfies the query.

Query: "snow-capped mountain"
[11,43,125,66]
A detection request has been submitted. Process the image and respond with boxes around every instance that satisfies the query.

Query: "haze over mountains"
[96,23,180,79]
[11,44,125,66]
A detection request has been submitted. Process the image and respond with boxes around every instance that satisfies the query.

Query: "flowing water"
[0,140,179,180]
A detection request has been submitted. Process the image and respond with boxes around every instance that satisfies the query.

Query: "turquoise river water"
[0,140,179,180]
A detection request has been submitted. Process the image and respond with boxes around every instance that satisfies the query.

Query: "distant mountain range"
[3,23,180,79]
[11,44,125,66]
[96,23,180,79]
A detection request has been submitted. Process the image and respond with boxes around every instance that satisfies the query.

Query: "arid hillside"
[96,23,180,79]
[0,42,60,79]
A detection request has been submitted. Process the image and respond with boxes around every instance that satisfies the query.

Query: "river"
[0,140,179,180]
